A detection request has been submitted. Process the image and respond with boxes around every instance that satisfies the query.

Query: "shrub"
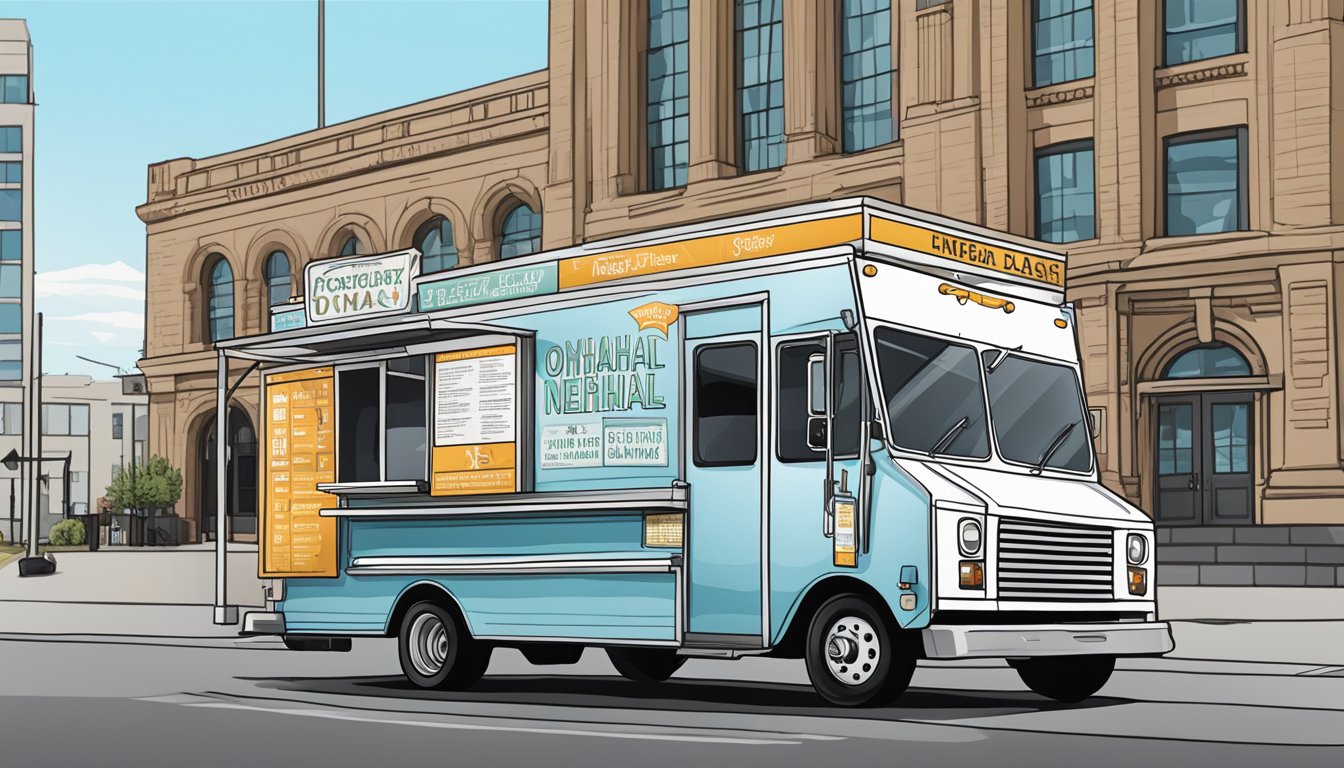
[48,519,87,547]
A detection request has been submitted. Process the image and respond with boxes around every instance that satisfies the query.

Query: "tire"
[606,647,686,683]
[804,594,915,707]
[1011,655,1115,703]
[397,600,491,690]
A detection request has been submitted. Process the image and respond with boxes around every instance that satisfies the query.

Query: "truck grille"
[997,518,1115,599]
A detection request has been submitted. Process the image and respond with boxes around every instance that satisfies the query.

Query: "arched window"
[264,251,291,306]
[1162,342,1251,379]
[206,257,234,342]
[339,234,365,257]
[414,216,459,274]
[499,203,541,259]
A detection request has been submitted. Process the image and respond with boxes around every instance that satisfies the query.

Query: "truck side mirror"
[807,415,828,452]
[869,419,885,441]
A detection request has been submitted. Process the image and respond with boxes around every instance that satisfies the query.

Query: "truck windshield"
[982,351,1092,473]
[873,326,989,459]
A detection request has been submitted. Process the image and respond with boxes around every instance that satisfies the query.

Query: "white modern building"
[0,19,33,544]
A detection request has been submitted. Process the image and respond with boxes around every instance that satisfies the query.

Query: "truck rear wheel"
[606,647,686,683]
[398,601,491,690]
[804,594,915,707]
[1011,655,1115,703]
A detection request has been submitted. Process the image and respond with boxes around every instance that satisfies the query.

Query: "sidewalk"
[0,545,264,639]
[2,551,1342,670]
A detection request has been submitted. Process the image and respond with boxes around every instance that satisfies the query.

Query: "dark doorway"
[1153,392,1253,526]
[199,406,258,542]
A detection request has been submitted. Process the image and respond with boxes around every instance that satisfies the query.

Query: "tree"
[104,455,183,514]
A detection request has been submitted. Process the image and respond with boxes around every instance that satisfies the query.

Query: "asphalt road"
[2,634,1343,767]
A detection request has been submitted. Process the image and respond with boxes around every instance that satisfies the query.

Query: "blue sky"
[10,0,549,377]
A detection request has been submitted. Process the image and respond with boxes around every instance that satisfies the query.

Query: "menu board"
[261,368,338,578]
[431,345,518,496]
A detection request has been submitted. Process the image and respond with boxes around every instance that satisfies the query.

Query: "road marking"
[138,694,838,746]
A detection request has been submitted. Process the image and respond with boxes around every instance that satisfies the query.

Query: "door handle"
[1188,473,1201,491]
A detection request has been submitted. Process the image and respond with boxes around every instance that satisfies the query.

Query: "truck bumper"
[921,621,1174,659]
[241,611,286,636]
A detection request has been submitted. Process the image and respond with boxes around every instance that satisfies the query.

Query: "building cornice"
[1155,60,1248,90]
[136,72,550,225]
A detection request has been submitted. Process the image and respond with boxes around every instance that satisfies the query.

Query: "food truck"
[235,197,1172,706]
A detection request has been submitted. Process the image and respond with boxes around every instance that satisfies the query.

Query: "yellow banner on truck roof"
[559,214,863,289]
[870,217,1065,288]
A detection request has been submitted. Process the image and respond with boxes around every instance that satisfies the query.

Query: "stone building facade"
[138,2,1344,585]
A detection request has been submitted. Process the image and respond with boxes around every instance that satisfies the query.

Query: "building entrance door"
[1153,392,1253,526]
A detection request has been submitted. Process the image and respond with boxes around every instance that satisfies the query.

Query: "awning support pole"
[213,348,239,625]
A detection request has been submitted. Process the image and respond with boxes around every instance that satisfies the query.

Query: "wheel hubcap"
[824,616,880,686]
[408,613,449,677]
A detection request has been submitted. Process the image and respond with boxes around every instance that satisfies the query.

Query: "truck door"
[682,301,766,646]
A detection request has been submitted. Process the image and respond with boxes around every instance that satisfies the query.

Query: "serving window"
[335,357,429,484]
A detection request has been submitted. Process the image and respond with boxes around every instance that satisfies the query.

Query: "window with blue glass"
[1165,128,1246,236]
[841,0,894,152]
[264,251,291,306]
[0,230,17,260]
[0,340,19,381]
[1161,343,1251,379]
[736,0,785,172]
[415,216,460,274]
[0,127,20,153]
[0,76,28,104]
[1165,0,1242,66]
[0,190,18,222]
[339,234,364,257]
[0,264,18,298]
[207,257,234,343]
[648,0,690,190]
[1035,141,1095,243]
[499,203,541,259]
[1032,0,1093,87]
[1,162,19,183]
[0,304,19,334]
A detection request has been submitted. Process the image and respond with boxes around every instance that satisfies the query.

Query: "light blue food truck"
[234,198,1173,706]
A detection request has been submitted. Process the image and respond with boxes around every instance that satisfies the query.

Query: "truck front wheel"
[1011,655,1115,703]
[804,594,916,707]
[398,601,491,690]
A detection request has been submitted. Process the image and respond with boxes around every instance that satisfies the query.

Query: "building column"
[687,0,736,182]
[1263,261,1344,523]
[782,0,840,163]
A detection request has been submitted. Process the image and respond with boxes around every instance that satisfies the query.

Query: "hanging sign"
[431,345,519,496]
[304,249,419,325]
[261,367,338,578]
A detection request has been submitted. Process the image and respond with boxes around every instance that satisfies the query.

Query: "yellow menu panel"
[431,346,519,496]
[261,367,338,578]
[558,214,863,289]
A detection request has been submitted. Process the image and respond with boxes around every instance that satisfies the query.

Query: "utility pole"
[28,313,41,557]
[317,0,326,129]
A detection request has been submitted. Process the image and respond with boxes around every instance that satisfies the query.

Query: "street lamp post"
[4,448,72,577]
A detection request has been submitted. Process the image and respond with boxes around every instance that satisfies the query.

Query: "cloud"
[90,330,117,344]
[50,311,144,330]
[36,260,146,302]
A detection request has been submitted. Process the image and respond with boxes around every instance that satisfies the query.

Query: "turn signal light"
[1128,566,1148,596]
[959,560,984,589]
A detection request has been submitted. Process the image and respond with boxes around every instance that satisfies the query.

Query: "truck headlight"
[958,518,983,557]
[1126,533,1148,565]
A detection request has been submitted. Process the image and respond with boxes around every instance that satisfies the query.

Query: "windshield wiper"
[985,344,1023,373]
[927,416,970,457]
[1032,421,1078,475]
